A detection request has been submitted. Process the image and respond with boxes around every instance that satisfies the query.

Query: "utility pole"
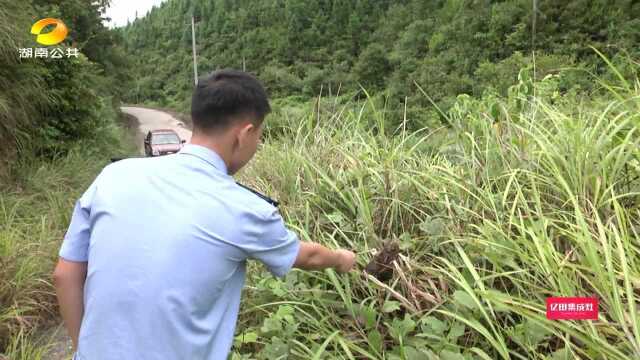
[239,18,245,72]
[191,15,198,86]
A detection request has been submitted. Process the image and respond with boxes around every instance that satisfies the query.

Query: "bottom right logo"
[546,297,599,320]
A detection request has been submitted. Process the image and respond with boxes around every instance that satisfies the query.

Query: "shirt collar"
[178,144,228,174]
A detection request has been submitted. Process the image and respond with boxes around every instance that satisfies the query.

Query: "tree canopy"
[120,0,639,120]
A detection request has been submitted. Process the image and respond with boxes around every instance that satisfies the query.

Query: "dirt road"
[121,106,192,153]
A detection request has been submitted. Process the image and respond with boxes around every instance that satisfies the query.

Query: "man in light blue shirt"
[53,69,356,359]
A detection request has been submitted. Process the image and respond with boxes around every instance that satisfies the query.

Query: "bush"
[0,113,136,355]
[260,63,304,97]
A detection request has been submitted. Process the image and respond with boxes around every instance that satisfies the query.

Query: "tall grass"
[235,62,640,359]
[0,115,136,358]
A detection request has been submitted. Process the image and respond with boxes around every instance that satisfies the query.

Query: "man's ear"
[236,122,255,147]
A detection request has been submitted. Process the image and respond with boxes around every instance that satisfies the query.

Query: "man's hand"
[293,242,357,273]
[334,249,356,273]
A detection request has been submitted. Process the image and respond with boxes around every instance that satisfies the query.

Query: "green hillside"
[121,0,639,123]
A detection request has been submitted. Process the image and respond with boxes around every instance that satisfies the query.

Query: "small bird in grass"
[364,239,400,282]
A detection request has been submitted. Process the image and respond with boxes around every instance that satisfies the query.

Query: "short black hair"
[191,69,270,132]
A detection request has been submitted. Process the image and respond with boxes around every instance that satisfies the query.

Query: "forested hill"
[120,0,639,116]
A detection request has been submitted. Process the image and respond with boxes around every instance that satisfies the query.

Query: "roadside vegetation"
[0,115,136,359]
[122,0,639,125]
[234,59,640,359]
[0,0,131,357]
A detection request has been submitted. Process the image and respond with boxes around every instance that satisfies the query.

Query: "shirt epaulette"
[236,182,280,208]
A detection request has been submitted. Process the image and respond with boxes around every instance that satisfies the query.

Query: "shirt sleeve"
[239,207,301,278]
[58,178,99,262]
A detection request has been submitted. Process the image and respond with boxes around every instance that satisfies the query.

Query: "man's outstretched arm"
[293,242,356,273]
[53,258,87,350]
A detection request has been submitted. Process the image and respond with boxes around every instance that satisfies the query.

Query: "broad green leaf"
[367,329,383,353]
[420,316,447,336]
[235,331,258,344]
[419,217,445,236]
[523,319,550,345]
[383,300,401,313]
[402,346,432,360]
[447,322,465,341]
[453,290,477,310]
[440,350,465,360]
[388,314,417,342]
[261,317,282,334]
[360,306,377,329]
[550,347,570,360]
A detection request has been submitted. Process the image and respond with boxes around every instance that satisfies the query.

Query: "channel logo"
[31,18,68,46]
